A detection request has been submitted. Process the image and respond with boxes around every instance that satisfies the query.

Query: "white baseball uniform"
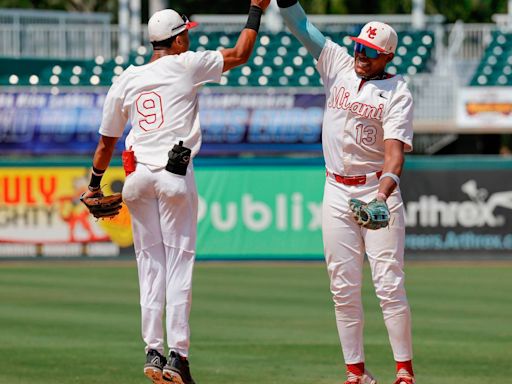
[318,39,414,364]
[99,49,224,357]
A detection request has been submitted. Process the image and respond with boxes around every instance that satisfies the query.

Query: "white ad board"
[457,87,512,130]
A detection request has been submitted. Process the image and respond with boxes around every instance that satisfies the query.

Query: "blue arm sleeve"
[279,2,327,60]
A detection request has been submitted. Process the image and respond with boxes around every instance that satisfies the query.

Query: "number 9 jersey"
[98,50,224,168]
[318,40,414,176]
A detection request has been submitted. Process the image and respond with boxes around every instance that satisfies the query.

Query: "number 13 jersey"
[317,40,414,176]
[99,50,224,168]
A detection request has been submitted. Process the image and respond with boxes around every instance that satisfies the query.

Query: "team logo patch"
[367,26,377,39]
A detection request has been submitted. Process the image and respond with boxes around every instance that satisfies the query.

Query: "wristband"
[376,192,388,202]
[88,185,101,192]
[244,6,263,32]
[380,172,400,186]
[89,166,105,190]
[277,0,298,7]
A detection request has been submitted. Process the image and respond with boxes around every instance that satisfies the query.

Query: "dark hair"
[151,35,177,49]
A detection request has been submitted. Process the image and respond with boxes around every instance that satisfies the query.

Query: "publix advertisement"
[0,158,511,259]
[0,161,325,259]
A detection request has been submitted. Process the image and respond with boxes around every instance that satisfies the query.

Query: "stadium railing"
[0,9,112,59]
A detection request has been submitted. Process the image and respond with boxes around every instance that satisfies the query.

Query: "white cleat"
[344,369,378,384]
[362,369,377,384]
[393,369,415,384]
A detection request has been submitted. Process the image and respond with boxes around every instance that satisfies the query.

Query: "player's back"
[100,50,223,168]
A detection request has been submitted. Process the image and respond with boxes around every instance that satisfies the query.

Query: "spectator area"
[0,30,435,87]
[470,31,512,86]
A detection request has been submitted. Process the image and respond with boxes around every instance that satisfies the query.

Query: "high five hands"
[251,0,271,11]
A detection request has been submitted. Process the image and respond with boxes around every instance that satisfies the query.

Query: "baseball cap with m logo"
[350,21,398,55]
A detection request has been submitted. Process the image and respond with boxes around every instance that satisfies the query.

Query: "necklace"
[359,72,388,81]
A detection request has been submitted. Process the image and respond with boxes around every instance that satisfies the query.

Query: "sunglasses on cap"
[354,42,381,59]
[172,14,190,34]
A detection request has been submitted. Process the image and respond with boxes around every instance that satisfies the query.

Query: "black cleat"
[144,349,167,384]
[162,351,196,384]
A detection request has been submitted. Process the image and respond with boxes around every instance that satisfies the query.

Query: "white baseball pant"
[322,171,413,364]
[123,163,198,358]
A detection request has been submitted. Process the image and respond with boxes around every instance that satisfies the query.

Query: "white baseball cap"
[350,21,398,54]
[148,9,198,42]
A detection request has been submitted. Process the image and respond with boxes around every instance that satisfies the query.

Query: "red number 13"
[135,92,164,131]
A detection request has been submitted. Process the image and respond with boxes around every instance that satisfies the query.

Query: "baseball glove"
[349,198,390,230]
[80,191,123,219]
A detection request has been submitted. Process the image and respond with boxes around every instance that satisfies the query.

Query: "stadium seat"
[469,30,512,86]
[0,29,435,87]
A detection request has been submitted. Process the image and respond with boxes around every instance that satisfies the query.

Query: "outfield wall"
[0,156,511,260]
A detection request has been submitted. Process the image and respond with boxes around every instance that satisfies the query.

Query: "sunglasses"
[172,14,190,33]
[354,42,381,59]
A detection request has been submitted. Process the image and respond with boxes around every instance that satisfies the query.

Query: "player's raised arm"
[277,0,326,60]
[221,0,271,72]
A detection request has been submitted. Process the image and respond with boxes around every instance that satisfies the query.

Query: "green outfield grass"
[0,261,511,384]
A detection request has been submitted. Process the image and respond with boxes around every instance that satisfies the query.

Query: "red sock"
[347,362,365,376]
[396,360,414,376]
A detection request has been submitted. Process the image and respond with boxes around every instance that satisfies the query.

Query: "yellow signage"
[0,167,132,250]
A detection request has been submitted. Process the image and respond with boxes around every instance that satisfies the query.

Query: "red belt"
[326,170,382,186]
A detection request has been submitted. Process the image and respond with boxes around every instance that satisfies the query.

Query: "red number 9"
[135,92,164,131]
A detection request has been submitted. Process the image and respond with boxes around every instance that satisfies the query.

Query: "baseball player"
[276,1,415,383]
[81,1,270,383]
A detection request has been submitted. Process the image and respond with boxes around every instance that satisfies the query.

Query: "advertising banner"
[457,87,512,129]
[196,166,324,258]
[1,158,511,259]
[0,90,324,155]
[0,91,110,154]
[0,166,132,258]
[0,162,325,259]
[401,168,512,254]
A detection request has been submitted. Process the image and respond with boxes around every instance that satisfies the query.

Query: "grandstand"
[0,29,435,87]
[0,6,512,149]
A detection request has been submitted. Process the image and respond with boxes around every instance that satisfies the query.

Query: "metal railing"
[445,22,499,85]
[0,8,113,58]
[446,22,495,60]
[492,14,512,29]
[0,8,110,25]
[0,24,119,59]
[408,74,457,127]
[0,11,447,59]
